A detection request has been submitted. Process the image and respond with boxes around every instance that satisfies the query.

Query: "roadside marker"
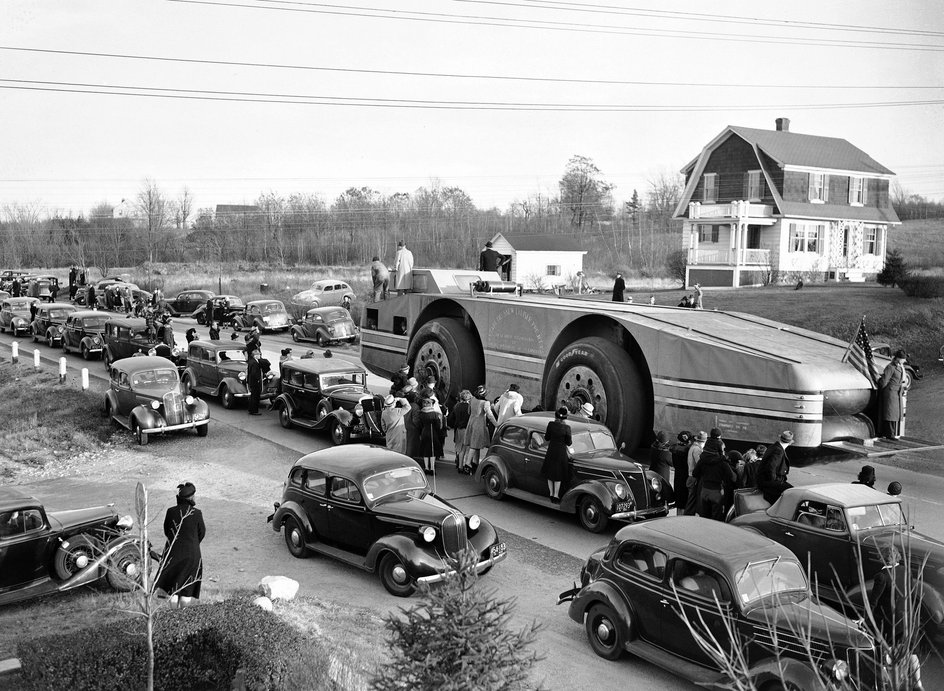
[10,341,18,364]
[33,349,40,369]
[81,368,89,390]
[59,357,67,383]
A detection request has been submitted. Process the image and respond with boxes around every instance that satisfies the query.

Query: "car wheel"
[279,405,293,429]
[47,333,56,348]
[407,317,485,406]
[106,543,143,591]
[291,330,300,343]
[379,553,416,597]
[103,350,113,369]
[330,420,350,446]
[80,344,91,360]
[578,496,609,533]
[220,385,235,409]
[196,423,208,438]
[31,330,38,343]
[53,533,101,581]
[283,516,309,558]
[586,603,626,660]
[482,467,506,500]
[545,336,648,452]
[232,320,241,332]
[181,373,194,396]
[133,421,148,446]
[196,313,206,326]
[316,333,327,347]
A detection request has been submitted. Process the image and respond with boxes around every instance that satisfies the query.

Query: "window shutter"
[743,173,749,200]
[823,175,830,202]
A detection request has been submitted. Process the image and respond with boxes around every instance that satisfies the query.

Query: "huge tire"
[220,385,235,409]
[408,317,484,406]
[54,533,101,581]
[482,466,506,500]
[379,553,416,597]
[577,495,609,533]
[315,400,331,421]
[585,603,626,660]
[103,349,113,369]
[545,337,647,452]
[47,332,56,348]
[196,312,206,326]
[106,542,143,591]
[283,516,309,558]
[81,344,91,360]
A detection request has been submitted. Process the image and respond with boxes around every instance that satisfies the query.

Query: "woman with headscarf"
[464,385,497,472]
[448,389,472,473]
[542,407,572,503]
[418,397,445,474]
[156,482,206,609]
[381,394,409,455]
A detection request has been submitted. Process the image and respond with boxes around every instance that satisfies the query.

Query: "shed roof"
[493,233,586,252]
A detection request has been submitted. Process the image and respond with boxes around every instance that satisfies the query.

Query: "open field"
[888,218,944,270]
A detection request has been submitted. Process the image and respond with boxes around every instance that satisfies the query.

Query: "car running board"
[821,436,944,457]
[307,541,370,571]
[504,487,566,511]
[626,638,726,686]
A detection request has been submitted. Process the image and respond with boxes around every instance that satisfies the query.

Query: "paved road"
[2,321,943,689]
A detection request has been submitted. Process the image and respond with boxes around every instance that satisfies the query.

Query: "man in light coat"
[495,383,524,425]
[394,241,414,291]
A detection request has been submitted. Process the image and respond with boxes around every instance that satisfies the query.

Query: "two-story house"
[672,118,900,287]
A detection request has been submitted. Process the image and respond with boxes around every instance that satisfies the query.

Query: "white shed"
[489,233,587,289]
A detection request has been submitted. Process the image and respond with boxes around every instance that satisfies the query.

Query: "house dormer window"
[746,170,763,201]
[703,173,718,203]
[849,177,867,206]
[808,173,828,203]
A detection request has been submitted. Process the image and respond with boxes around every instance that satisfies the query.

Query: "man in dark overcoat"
[878,350,909,439]
[756,430,794,504]
[611,273,625,302]
[247,349,269,415]
[479,241,503,272]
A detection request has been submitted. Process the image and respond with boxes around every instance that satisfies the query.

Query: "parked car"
[191,295,245,326]
[163,289,216,317]
[180,340,277,409]
[30,302,77,346]
[475,414,673,533]
[26,275,61,302]
[291,279,356,309]
[0,487,143,606]
[729,483,944,644]
[0,297,40,336]
[273,356,384,445]
[290,306,357,346]
[0,291,9,302]
[104,356,210,445]
[101,317,185,368]
[268,446,507,596]
[0,270,28,291]
[61,310,111,359]
[231,299,291,333]
[559,516,889,690]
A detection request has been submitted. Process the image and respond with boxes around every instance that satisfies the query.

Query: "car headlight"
[468,515,481,530]
[613,483,627,500]
[92,336,101,344]
[116,515,134,530]
[238,372,247,382]
[420,526,436,543]
[328,326,335,334]
[171,346,181,356]
[262,316,270,323]
[649,477,661,491]
[57,326,64,333]
[147,348,157,356]
[150,400,161,410]
[353,404,364,416]
[822,659,849,682]
[185,395,195,406]
[13,317,24,326]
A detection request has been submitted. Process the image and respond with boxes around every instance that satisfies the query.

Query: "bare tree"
[136,179,168,276]
[559,155,614,230]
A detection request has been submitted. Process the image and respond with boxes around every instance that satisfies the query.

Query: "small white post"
[59,357,67,384]
[10,341,18,364]
[33,349,41,369]
[81,368,89,390]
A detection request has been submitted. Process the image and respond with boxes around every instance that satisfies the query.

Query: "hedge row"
[899,274,944,298]
[17,597,327,690]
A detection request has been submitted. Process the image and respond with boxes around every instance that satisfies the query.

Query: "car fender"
[748,657,827,691]
[181,366,199,387]
[334,408,354,426]
[290,325,305,340]
[45,326,59,342]
[219,376,248,396]
[561,482,614,514]
[130,406,162,430]
[474,454,509,484]
[365,533,425,574]
[57,534,138,591]
[191,398,210,419]
[274,393,295,414]
[104,389,120,416]
[310,409,346,431]
[80,335,101,350]
[568,579,636,639]
[272,501,313,536]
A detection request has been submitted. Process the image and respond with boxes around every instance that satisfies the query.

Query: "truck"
[359,268,923,454]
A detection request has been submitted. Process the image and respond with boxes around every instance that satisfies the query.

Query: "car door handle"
[659,599,670,605]
[783,531,795,537]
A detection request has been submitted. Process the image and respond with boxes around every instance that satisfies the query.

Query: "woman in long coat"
[464,385,496,471]
[156,482,206,608]
[382,396,409,455]
[417,398,445,473]
[542,407,572,502]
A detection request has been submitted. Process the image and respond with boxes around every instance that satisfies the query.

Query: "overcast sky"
[1,0,942,217]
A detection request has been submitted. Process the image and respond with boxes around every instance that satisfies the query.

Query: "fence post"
[33,349,40,370]
[81,368,89,391]
[10,341,18,364]
[59,357,67,384]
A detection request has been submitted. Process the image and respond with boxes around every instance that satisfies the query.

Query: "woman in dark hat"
[156,482,206,608]
[542,407,572,503]
[417,397,445,474]
[649,431,673,484]
[464,384,496,472]
[185,327,199,344]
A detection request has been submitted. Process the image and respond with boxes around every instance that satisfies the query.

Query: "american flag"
[842,317,881,385]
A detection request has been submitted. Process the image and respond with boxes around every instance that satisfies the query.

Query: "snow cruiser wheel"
[408,318,484,404]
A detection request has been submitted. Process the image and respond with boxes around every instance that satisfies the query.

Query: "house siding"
[690,135,776,205]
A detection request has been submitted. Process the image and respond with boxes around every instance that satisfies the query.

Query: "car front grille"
[163,392,185,425]
[441,513,468,556]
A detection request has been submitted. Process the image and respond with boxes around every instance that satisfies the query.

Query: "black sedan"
[559,517,884,689]
[30,302,76,346]
[268,446,506,597]
[476,414,673,533]
[0,487,143,606]
[163,289,216,317]
[61,310,110,359]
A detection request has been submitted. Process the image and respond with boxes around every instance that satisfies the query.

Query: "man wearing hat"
[394,240,414,291]
[852,465,876,489]
[684,431,707,515]
[244,325,261,356]
[479,240,503,272]
[495,383,524,425]
[878,349,910,439]
[574,401,594,420]
[757,431,794,504]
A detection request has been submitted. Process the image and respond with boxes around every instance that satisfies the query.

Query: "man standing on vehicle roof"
[370,256,389,302]
[394,241,414,291]
[756,430,794,504]
[479,241,504,273]
[612,272,625,302]
[878,349,909,439]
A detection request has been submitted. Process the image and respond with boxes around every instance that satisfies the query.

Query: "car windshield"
[320,372,365,388]
[570,429,618,454]
[362,466,428,502]
[9,304,30,313]
[217,349,247,362]
[736,558,808,606]
[49,309,71,319]
[261,302,285,313]
[846,503,904,533]
[130,368,179,393]
[80,316,109,329]
[221,297,244,308]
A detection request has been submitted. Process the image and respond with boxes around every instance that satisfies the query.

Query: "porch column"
[732,221,742,287]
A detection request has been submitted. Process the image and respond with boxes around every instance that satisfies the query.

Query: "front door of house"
[747,226,761,249]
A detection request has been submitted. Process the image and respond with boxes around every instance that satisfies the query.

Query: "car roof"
[295,445,417,482]
[0,487,40,513]
[71,310,109,319]
[41,302,76,310]
[3,297,39,305]
[112,355,179,372]
[770,483,902,520]
[497,412,611,435]
[282,356,364,375]
[248,299,284,307]
[307,306,348,315]
[191,340,246,350]
[106,317,147,329]
[215,294,241,300]
[181,289,214,295]
[615,516,796,574]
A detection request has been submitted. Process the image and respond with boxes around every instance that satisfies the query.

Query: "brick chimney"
[775,117,790,132]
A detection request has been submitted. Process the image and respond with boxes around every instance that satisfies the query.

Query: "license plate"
[616,502,634,512]
[490,542,506,559]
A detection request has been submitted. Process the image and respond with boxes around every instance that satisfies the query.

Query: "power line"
[166,0,944,52]
[3,78,942,111]
[4,45,941,90]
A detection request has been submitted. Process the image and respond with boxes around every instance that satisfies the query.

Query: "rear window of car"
[500,426,528,448]
[324,309,347,321]
[615,543,667,580]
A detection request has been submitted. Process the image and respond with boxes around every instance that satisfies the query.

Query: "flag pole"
[840,315,865,362]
